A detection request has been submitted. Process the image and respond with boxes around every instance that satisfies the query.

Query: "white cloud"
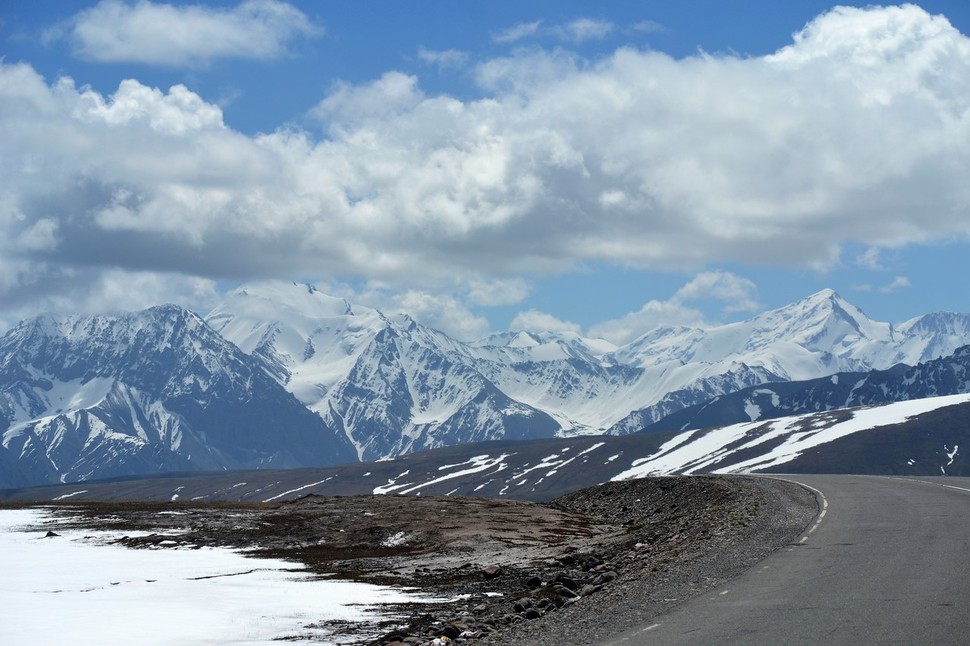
[492,17,614,45]
[383,290,491,340]
[856,275,911,294]
[555,18,614,43]
[510,309,582,335]
[467,278,531,307]
[52,0,321,66]
[492,20,543,44]
[633,20,665,34]
[881,276,911,293]
[674,271,761,313]
[856,247,886,270]
[3,5,970,324]
[588,299,705,346]
[417,47,469,70]
[0,268,219,331]
[588,271,760,344]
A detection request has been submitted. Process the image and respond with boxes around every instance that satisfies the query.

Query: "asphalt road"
[606,474,970,646]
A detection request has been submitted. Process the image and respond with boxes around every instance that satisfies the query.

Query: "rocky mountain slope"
[0,305,356,488]
[208,283,970,444]
[205,283,560,460]
[645,345,970,433]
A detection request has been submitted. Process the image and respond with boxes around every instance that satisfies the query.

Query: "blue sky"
[2,1,969,342]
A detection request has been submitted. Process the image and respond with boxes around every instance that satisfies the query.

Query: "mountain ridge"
[0,304,356,488]
[3,283,970,488]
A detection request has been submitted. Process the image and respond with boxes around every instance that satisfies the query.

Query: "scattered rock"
[482,565,502,580]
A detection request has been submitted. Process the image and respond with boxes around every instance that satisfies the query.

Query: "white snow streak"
[262,478,334,502]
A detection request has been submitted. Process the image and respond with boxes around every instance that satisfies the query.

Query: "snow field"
[0,508,437,645]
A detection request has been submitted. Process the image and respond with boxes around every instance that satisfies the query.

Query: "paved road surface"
[607,475,970,645]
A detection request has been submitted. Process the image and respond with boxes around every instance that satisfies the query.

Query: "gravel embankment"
[494,475,817,645]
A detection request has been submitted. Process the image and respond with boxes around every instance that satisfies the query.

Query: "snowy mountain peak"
[0,304,357,488]
[754,288,891,347]
[898,311,970,337]
[508,331,542,348]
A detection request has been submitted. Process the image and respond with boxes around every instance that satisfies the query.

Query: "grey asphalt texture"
[608,474,970,646]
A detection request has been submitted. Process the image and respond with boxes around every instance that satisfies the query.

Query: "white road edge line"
[888,476,970,494]
[615,623,662,641]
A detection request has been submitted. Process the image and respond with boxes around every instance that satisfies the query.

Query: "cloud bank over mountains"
[2,4,969,337]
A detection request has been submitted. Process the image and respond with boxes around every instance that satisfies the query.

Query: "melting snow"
[744,401,762,422]
[945,445,959,466]
[52,490,88,501]
[263,478,334,503]
[373,455,510,495]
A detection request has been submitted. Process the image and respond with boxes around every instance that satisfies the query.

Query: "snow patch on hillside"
[612,393,970,479]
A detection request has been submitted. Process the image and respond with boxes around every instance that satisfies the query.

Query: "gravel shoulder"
[9,475,817,645]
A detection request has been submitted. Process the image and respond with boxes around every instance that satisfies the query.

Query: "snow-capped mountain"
[0,305,356,488]
[205,283,970,457]
[205,283,560,460]
[4,283,970,489]
[605,289,970,433]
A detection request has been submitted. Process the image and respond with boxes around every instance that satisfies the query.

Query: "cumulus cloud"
[588,299,706,346]
[382,290,491,340]
[673,271,761,313]
[510,309,582,335]
[0,268,219,331]
[467,278,531,307]
[50,0,321,66]
[589,271,760,344]
[3,5,970,328]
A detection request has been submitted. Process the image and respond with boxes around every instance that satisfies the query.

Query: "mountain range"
[0,305,356,488]
[2,282,970,488]
[5,391,968,503]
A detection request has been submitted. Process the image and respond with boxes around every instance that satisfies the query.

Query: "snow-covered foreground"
[0,508,435,645]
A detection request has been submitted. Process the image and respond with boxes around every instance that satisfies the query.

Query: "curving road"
[607,475,970,646]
